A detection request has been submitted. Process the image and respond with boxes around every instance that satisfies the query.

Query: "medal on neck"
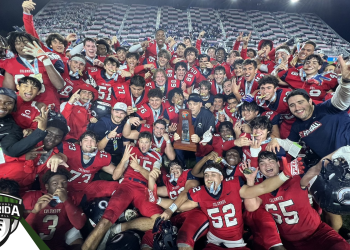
[21,57,43,82]
[153,135,164,152]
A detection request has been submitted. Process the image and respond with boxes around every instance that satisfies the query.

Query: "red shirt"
[237,73,264,97]
[188,177,244,242]
[162,169,194,199]
[259,176,321,241]
[60,142,111,191]
[123,146,162,185]
[24,191,85,250]
[12,95,40,130]
[3,56,64,109]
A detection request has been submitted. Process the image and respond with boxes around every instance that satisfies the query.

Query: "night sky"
[1,0,349,44]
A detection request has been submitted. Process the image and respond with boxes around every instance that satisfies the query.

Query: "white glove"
[200,126,213,144]
[23,41,48,62]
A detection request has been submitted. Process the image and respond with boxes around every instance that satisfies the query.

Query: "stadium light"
[291,0,299,3]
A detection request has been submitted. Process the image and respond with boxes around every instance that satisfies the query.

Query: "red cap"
[72,83,98,102]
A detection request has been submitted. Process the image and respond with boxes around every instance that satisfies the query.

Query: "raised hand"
[281,157,305,178]
[129,117,141,126]
[22,0,36,13]
[25,145,47,160]
[46,155,69,172]
[168,123,177,133]
[129,155,140,170]
[66,33,77,42]
[231,77,240,94]
[240,160,258,184]
[68,89,80,104]
[107,126,119,139]
[53,187,68,203]
[265,138,280,154]
[32,194,52,214]
[23,41,47,61]
[236,32,243,42]
[33,106,49,131]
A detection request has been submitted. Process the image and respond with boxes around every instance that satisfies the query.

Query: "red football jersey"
[209,79,224,95]
[11,95,40,130]
[237,73,264,97]
[282,68,337,102]
[23,190,85,250]
[183,66,209,88]
[188,177,244,242]
[61,142,111,191]
[260,59,276,74]
[211,133,236,157]
[163,169,192,199]
[3,56,64,108]
[84,58,102,75]
[123,146,162,184]
[146,79,181,97]
[112,83,149,108]
[144,39,171,59]
[164,105,180,124]
[58,63,88,99]
[259,176,321,241]
[254,88,295,139]
[90,70,120,105]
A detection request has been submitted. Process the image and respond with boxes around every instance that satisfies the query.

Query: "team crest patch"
[182,111,189,118]
[0,194,24,246]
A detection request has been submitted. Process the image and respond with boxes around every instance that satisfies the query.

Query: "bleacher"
[32,0,350,56]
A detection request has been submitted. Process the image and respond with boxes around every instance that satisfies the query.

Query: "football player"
[82,133,163,250]
[159,161,302,250]
[11,76,45,134]
[143,160,208,250]
[3,32,65,109]
[243,151,350,250]
[123,118,175,160]
[24,168,86,250]
[210,66,227,95]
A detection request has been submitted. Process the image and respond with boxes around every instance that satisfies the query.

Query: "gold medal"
[243,168,253,175]
[200,93,206,96]
[215,157,223,163]
[78,70,83,76]
[132,107,138,112]
[230,108,236,113]
[155,147,161,152]
[151,68,157,74]
[33,73,43,82]
[258,95,266,99]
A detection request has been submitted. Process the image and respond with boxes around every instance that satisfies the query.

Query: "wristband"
[105,135,111,140]
[127,119,130,125]
[278,172,290,182]
[166,140,171,144]
[42,58,52,66]
[169,203,178,213]
[156,197,162,205]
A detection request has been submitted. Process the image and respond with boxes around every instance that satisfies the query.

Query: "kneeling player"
[82,132,163,250]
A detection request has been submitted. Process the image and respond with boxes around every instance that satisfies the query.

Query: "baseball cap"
[113,102,127,112]
[0,88,17,103]
[188,93,202,103]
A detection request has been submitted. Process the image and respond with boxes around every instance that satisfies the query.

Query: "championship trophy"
[173,109,197,152]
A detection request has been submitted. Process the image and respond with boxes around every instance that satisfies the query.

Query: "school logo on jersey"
[0,194,24,246]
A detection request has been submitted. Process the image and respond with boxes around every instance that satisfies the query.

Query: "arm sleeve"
[129,44,143,53]
[64,198,87,230]
[195,39,202,54]
[60,102,73,117]
[331,79,350,111]
[1,126,47,157]
[241,48,248,60]
[233,40,240,51]
[23,13,39,39]
[69,43,84,56]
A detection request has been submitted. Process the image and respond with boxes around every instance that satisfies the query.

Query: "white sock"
[111,223,122,235]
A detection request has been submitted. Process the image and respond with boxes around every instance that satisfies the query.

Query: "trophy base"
[173,141,197,152]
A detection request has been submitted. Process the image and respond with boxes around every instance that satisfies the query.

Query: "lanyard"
[175,104,184,113]
[153,135,164,149]
[21,57,39,74]
[131,91,141,108]
[216,83,223,94]
[85,56,95,64]
[69,70,79,79]
[151,106,161,121]
[245,80,253,96]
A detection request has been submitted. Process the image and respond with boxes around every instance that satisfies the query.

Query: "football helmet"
[310,158,350,215]
[153,218,178,250]
[105,230,141,250]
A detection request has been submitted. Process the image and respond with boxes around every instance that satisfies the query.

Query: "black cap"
[0,88,17,103]
[188,93,202,103]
